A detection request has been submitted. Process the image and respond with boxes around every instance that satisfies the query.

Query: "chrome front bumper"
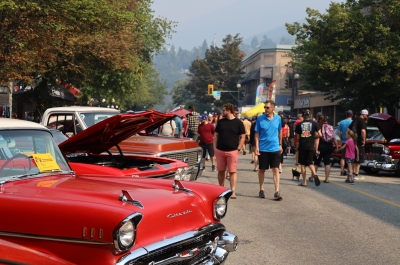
[362,154,399,171]
[115,223,238,265]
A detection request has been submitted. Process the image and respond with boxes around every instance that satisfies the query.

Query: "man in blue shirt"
[338,110,354,175]
[173,116,183,138]
[255,100,283,200]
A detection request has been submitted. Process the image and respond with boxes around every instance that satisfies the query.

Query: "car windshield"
[78,112,118,128]
[0,130,70,180]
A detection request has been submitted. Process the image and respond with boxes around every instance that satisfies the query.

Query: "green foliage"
[251,36,260,49]
[0,0,175,109]
[286,0,400,115]
[180,34,244,111]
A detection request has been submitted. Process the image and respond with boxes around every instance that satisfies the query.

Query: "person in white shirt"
[159,119,176,136]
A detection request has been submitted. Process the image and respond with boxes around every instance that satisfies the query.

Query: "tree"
[251,36,260,49]
[0,0,175,111]
[260,35,276,47]
[181,34,245,109]
[286,0,400,115]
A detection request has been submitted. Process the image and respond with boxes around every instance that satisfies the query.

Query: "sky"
[151,0,338,50]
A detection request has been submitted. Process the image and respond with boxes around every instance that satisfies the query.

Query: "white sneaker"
[279,168,282,173]
[354,175,365,180]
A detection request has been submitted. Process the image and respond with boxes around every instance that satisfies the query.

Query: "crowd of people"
[157,102,369,201]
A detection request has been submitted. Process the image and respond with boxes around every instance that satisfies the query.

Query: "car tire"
[362,167,380,175]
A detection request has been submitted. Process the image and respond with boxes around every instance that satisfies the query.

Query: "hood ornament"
[119,190,144,209]
[172,180,193,196]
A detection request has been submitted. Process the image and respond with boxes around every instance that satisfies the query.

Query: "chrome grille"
[128,229,224,265]
[162,151,199,167]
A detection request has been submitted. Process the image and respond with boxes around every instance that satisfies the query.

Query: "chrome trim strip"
[0,231,110,245]
[115,223,226,265]
[156,147,202,157]
[145,223,225,253]
[213,190,233,220]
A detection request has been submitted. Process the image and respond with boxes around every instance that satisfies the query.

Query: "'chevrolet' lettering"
[167,209,192,218]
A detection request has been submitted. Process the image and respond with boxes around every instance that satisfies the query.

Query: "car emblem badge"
[167,209,192,218]
[180,248,199,258]
[183,157,189,163]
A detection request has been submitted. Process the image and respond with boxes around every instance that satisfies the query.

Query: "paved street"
[198,153,400,265]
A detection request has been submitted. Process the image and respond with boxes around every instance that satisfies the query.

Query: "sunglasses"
[264,106,272,109]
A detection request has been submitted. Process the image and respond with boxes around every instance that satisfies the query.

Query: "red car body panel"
[1,175,227,264]
[0,238,73,265]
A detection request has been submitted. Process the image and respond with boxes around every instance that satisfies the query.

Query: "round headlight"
[118,221,135,248]
[214,197,227,219]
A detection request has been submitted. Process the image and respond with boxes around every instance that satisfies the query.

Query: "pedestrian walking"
[198,114,216,171]
[314,115,338,183]
[293,113,303,165]
[187,106,200,140]
[241,116,252,155]
[214,103,245,199]
[182,115,188,137]
[338,110,354,176]
[335,130,359,184]
[287,115,295,154]
[173,116,183,138]
[255,100,283,200]
[280,116,290,172]
[159,119,176,137]
[249,116,259,171]
[295,109,321,187]
[348,109,368,180]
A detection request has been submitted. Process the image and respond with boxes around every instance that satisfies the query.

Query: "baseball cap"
[278,111,284,115]
[302,109,310,116]
[361,109,368,115]
[346,110,353,116]
[199,114,207,121]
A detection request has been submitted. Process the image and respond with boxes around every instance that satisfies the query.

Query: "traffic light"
[208,84,214,95]
[285,78,289,89]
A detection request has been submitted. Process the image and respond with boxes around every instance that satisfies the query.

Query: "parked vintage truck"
[40,107,202,181]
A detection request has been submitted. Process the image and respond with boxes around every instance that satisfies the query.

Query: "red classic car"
[0,238,74,265]
[41,107,202,181]
[361,113,400,175]
[56,112,191,180]
[0,119,238,265]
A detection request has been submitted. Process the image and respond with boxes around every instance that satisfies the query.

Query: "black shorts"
[355,143,365,164]
[314,150,332,166]
[298,149,315,166]
[258,151,280,170]
[200,143,214,158]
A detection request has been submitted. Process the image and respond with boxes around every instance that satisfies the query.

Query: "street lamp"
[237,83,241,107]
[291,73,300,112]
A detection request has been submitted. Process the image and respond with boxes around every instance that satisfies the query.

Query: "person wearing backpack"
[314,115,338,183]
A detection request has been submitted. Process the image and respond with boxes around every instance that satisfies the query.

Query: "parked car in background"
[331,126,384,166]
[361,113,400,175]
[41,107,202,181]
[0,118,238,265]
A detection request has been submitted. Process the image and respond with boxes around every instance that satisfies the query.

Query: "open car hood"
[369,113,400,141]
[59,110,175,154]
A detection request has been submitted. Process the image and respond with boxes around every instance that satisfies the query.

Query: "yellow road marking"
[333,181,400,208]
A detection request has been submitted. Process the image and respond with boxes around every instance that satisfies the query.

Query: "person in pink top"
[335,130,359,184]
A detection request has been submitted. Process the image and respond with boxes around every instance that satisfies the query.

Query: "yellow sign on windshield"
[32,153,61,172]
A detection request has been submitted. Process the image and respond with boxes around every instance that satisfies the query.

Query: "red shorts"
[215,149,239,173]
